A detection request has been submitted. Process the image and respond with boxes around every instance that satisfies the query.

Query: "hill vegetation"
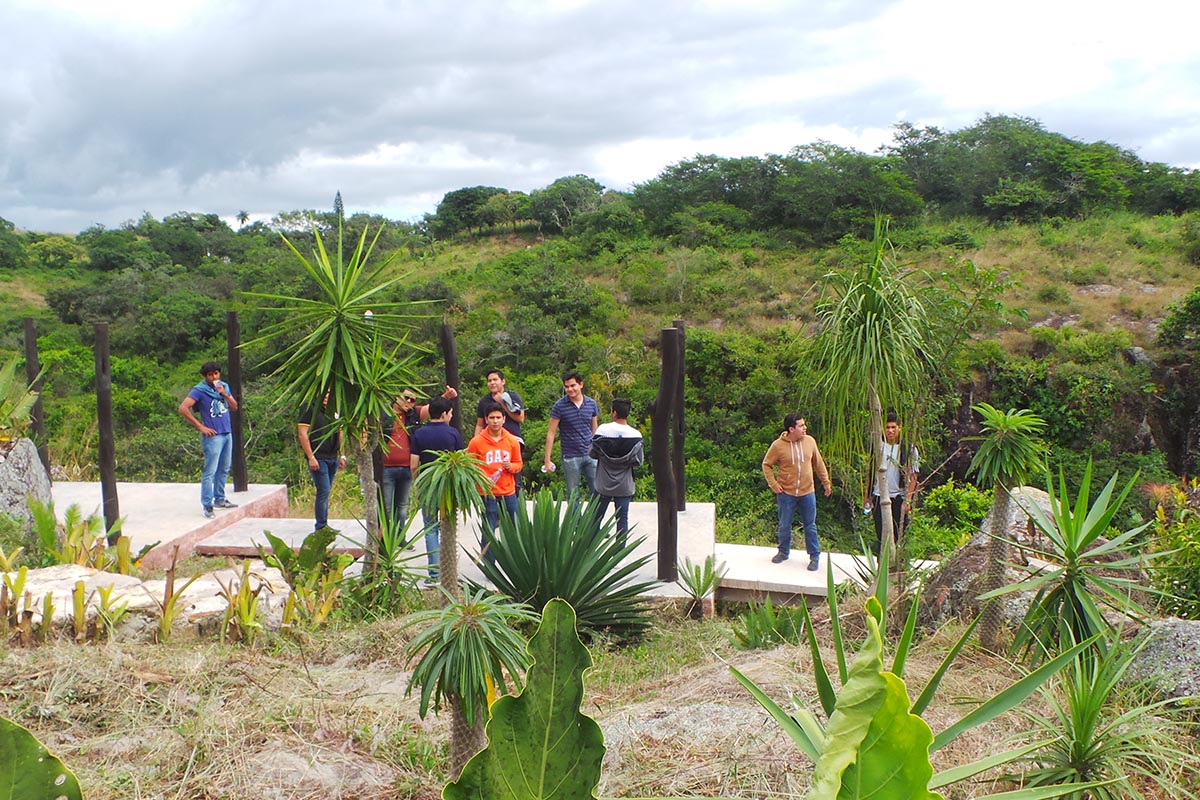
[1,113,1199,553]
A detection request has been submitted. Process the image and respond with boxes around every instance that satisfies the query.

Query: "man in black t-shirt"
[474,368,526,489]
[298,391,344,531]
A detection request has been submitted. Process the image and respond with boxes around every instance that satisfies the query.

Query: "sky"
[3,0,1198,235]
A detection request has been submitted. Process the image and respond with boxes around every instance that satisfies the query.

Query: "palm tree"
[412,449,488,600]
[244,220,423,571]
[402,587,536,779]
[235,210,250,228]
[966,402,1048,651]
[800,217,937,564]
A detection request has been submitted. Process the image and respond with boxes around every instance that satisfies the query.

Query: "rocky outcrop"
[0,437,51,524]
[1130,618,1200,702]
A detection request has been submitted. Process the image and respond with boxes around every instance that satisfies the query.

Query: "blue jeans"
[562,456,597,499]
[309,458,339,530]
[597,495,632,543]
[776,492,819,558]
[380,465,412,532]
[200,433,232,510]
[420,506,440,579]
[481,493,519,564]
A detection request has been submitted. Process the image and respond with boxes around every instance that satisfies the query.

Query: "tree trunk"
[979,485,1012,652]
[351,420,381,573]
[449,695,486,780]
[439,516,461,602]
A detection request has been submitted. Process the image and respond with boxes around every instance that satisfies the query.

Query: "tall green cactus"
[0,716,83,800]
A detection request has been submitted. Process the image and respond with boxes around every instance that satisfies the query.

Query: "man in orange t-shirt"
[466,402,524,563]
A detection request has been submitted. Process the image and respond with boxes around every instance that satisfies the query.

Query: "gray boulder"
[0,437,51,524]
[1130,618,1200,702]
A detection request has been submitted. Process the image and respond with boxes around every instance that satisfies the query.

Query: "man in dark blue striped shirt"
[543,371,600,498]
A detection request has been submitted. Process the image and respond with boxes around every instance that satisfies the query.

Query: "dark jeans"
[776,491,819,558]
[481,493,519,564]
[200,432,232,510]
[597,495,632,544]
[309,458,339,530]
[871,494,905,555]
[380,465,412,532]
[420,506,439,579]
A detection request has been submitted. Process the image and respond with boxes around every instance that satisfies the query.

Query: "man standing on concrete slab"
[298,391,345,532]
[589,397,643,545]
[409,397,465,584]
[467,402,523,564]
[544,371,600,499]
[179,361,239,519]
[761,414,831,571]
[864,410,919,556]
[474,368,526,489]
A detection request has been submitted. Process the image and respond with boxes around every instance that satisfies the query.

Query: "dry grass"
[1,593,1193,799]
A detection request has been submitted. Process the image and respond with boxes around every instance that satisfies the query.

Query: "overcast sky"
[3,0,1198,234]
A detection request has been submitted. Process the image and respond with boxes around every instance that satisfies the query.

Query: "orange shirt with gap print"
[466,428,524,497]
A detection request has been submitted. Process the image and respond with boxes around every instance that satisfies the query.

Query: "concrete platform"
[49,482,288,569]
[46,483,868,604]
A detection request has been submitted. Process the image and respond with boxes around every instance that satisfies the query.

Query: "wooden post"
[651,327,681,582]
[440,322,462,435]
[22,318,51,479]
[225,312,248,492]
[671,319,686,511]
[94,324,120,543]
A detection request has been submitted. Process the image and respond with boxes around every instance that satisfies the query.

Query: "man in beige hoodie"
[761,414,832,570]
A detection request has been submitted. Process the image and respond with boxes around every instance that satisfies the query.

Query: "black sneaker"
[807,557,820,571]
[215,500,238,509]
[771,551,788,564]
[203,508,215,519]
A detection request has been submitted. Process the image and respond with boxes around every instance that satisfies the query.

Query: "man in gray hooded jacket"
[588,398,644,544]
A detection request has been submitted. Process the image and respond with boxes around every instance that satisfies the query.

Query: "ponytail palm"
[801,216,936,562]
[966,402,1048,651]
[412,449,488,600]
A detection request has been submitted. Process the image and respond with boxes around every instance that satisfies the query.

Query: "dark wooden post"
[94,323,120,543]
[440,322,462,435]
[651,327,681,581]
[671,319,686,511]
[225,312,248,492]
[23,318,51,479]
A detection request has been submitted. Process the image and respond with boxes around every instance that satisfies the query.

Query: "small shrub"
[1063,262,1110,285]
[1150,485,1200,619]
[730,596,805,649]
[905,478,991,559]
[1036,284,1071,304]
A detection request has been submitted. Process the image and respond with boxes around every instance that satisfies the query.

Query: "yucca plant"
[985,460,1162,664]
[1014,631,1200,800]
[401,586,537,780]
[472,492,655,641]
[676,554,727,619]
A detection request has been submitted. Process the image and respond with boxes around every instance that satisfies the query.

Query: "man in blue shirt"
[543,371,600,498]
[178,361,239,519]
[410,397,465,584]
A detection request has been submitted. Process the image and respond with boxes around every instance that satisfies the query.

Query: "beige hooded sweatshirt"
[761,432,831,497]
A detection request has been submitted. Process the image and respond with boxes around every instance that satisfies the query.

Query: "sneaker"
[203,508,215,519]
[215,500,238,509]
[421,577,439,589]
[771,551,788,564]
[807,557,820,572]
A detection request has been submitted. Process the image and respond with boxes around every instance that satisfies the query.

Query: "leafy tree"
[528,174,604,234]
[432,186,508,238]
[966,403,1049,651]
[28,235,81,270]
[0,217,26,270]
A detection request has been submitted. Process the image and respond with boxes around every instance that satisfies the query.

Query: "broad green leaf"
[0,716,83,800]
[445,599,604,800]
[806,615,942,800]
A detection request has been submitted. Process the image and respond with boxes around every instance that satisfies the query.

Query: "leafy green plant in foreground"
[676,554,726,618]
[0,715,83,800]
[731,556,1102,800]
